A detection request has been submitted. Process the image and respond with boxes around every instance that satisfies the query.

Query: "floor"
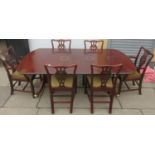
[1,64,155,115]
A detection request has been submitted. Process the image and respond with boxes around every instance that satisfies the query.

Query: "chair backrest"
[90,64,122,89]
[51,39,71,50]
[44,64,77,88]
[84,40,104,51]
[0,46,18,66]
[0,52,17,81]
[7,46,19,64]
[134,47,153,76]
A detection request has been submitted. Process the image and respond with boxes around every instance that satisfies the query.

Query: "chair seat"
[11,71,27,80]
[127,71,141,80]
[51,75,74,88]
[87,75,113,88]
[12,71,33,81]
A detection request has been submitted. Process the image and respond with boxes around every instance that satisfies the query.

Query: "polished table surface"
[17,48,136,74]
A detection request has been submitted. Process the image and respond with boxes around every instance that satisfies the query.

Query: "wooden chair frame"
[44,64,77,114]
[118,47,153,95]
[0,54,44,98]
[85,64,122,114]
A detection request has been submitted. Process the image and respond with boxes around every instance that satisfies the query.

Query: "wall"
[103,39,108,49]
[28,39,109,51]
[29,39,84,51]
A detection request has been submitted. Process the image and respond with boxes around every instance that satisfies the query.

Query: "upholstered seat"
[11,71,33,81]
[51,75,73,88]
[126,71,141,80]
[87,75,113,88]
[11,71,26,80]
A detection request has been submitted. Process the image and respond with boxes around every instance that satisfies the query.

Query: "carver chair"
[44,64,77,114]
[85,64,122,114]
[84,40,104,51]
[0,52,43,98]
[118,47,153,95]
[51,39,71,50]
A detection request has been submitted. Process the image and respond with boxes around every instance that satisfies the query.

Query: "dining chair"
[118,47,153,95]
[83,40,104,88]
[84,40,104,51]
[83,40,104,86]
[51,39,71,50]
[44,64,77,114]
[0,52,43,98]
[85,64,122,114]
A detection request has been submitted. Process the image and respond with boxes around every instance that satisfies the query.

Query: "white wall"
[28,39,85,51]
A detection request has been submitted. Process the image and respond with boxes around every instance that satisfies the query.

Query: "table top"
[17,48,136,74]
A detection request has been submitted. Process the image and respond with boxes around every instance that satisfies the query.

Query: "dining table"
[16,48,136,75]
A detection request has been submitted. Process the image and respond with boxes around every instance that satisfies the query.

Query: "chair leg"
[138,80,142,95]
[75,77,77,94]
[51,93,55,114]
[10,85,14,95]
[70,90,75,114]
[109,94,114,114]
[10,81,14,95]
[18,81,21,86]
[82,75,85,86]
[84,76,88,94]
[90,90,94,114]
[83,75,88,94]
[118,78,123,95]
[132,80,135,86]
[29,81,36,98]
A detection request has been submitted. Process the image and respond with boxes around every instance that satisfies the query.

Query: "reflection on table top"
[17,48,136,74]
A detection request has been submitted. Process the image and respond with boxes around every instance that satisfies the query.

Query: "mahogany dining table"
[16,48,136,75]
